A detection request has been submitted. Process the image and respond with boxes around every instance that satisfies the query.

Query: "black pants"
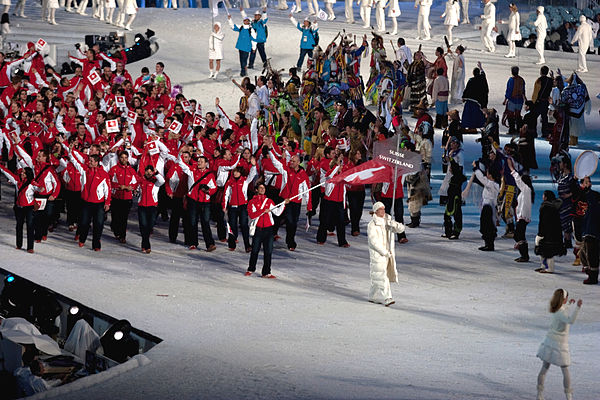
[238,50,249,76]
[266,186,284,234]
[169,197,186,243]
[534,100,550,137]
[33,200,54,240]
[157,185,169,220]
[227,204,250,250]
[285,202,301,249]
[78,201,105,249]
[64,189,82,226]
[14,205,34,251]
[138,206,157,250]
[248,226,274,276]
[581,236,599,270]
[111,199,132,239]
[381,197,407,240]
[348,190,365,234]
[249,42,267,68]
[297,48,313,69]
[514,219,528,243]
[480,204,497,243]
[185,198,215,249]
[316,199,348,246]
[308,189,322,218]
[444,185,462,237]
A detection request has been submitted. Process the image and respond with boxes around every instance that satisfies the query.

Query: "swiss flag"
[35,38,47,52]
[329,160,392,185]
[196,103,202,115]
[181,99,193,113]
[147,141,159,155]
[115,96,126,108]
[127,110,137,123]
[88,70,101,85]
[106,119,119,133]
[169,120,182,134]
[192,115,206,127]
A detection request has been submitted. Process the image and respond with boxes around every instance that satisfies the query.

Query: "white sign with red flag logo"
[169,120,182,134]
[106,119,119,133]
[146,140,159,155]
[372,136,422,175]
[87,70,101,85]
[196,103,203,115]
[192,115,206,127]
[126,110,137,124]
[329,160,392,185]
[35,38,48,52]
[181,99,193,113]
[115,96,126,108]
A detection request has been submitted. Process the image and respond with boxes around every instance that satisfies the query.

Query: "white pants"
[446,25,453,45]
[577,48,588,71]
[345,0,354,22]
[307,0,318,13]
[325,2,334,19]
[375,2,385,32]
[77,0,87,14]
[507,40,516,56]
[294,0,301,11]
[417,6,431,39]
[41,0,49,19]
[277,0,288,9]
[105,7,115,22]
[481,23,495,52]
[115,0,124,24]
[15,0,27,15]
[536,34,545,62]
[360,5,371,27]
[163,0,177,8]
[461,0,469,23]
[390,16,397,34]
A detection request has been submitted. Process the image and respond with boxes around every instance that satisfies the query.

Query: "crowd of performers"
[0,27,598,285]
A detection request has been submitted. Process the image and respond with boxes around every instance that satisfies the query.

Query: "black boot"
[434,114,443,129]
[503,223,515,239]
[479,239,495,251]
[515,242,529,262]
[407,213,421,228]
[583,269,598,285]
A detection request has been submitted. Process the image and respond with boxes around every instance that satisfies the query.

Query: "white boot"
[213,71,219,79]
[536,384,544,400]
[208,69,214,78]
[565,388,572,400]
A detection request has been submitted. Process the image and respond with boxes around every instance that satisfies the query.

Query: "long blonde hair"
[549,289,567,313]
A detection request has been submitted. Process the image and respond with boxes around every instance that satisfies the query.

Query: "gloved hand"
[535,235,543,246]
[387,251,393,258]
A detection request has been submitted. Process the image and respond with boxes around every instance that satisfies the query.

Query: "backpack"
[264,24,268,39]
[310,28,319,46]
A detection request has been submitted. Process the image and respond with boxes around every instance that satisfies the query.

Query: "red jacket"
[0,165,38,207]
[137,173,164,207]
[109,162,139,200]
[247,194,285,228]
[60,160,83,192]
[223,166,257,208]
[69,153,112,206]
[323,165,346,205]
[269,152,311,210]
[34,163,61,198]
[178,160,216,203]
[381,174,404,199]
[165,163,189,199]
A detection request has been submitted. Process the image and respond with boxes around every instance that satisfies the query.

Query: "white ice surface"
[4,2,600,399]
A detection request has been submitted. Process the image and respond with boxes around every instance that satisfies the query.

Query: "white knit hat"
[537,6,544,13]
[372,202,385,213]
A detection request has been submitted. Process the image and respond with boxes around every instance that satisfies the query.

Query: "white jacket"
[572,19,594,53]
[474,169,499,208]
[368,213,405,292]
[537,304,580,366]
[534,13,547,38]
[511,170,531,222]
[481,2,495,27]
[507,11,520,39]
[442,0,460,27]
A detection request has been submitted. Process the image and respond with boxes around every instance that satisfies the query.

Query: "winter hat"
[372,202,385,213]
[537,6,544,13]
[255,9,261,15]
[579,15,586,23]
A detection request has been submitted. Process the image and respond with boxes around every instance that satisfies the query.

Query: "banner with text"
[372,136,421,175]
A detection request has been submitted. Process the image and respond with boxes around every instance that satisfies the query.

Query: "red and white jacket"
[323,165,346,205]
[34,163,61,198]
[268,151,311,211]
[381,174,404,199]
[69,151,112,205]
[137,172,165,207]
[0,165,39,207]
[109,162,139,201]
[165,163,189,199]
[247,194,285,228]
[178,159,216,203]
[222,166,257,209]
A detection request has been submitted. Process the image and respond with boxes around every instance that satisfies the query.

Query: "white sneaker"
[124,25,132,31]
[50,20,58,25]
[65,7,73,12]
[384,298,395,307]
[19,13,27,18]
[294,8,301,13]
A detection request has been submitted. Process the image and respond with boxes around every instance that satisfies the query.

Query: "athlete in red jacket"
[246,183,288,278]
[137,165,165,253]
[316,154,350,248]
[108,151,139,243]
[223,160,257,252]
[165,151,190,244]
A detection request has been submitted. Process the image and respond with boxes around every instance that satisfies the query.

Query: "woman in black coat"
[535,190,565,273]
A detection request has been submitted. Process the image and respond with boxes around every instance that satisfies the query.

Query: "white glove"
[535,235,543,246]
[387,251,393,258]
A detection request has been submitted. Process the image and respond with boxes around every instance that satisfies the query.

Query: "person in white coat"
[368,201,406,307]
[536,288,582,400]
[415,0,432,40]
[209,22,224,79]
[374,0,385,32]
[571,15,594,73]
[387,0,400,35]
[447,44,465,104]
[359,0,372,28]
[441,0,460,45]
[480,0,495,52]
[505,3,520,58]
[534,6,547,64]
[460,0,469,24]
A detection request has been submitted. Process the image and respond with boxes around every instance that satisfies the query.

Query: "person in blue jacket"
[242,6,268,70]
[228,12,255,77]
[289,14,318,69]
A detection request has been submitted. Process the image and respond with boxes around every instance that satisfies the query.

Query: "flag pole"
[389,132,401,247]
[257,181,327,217]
